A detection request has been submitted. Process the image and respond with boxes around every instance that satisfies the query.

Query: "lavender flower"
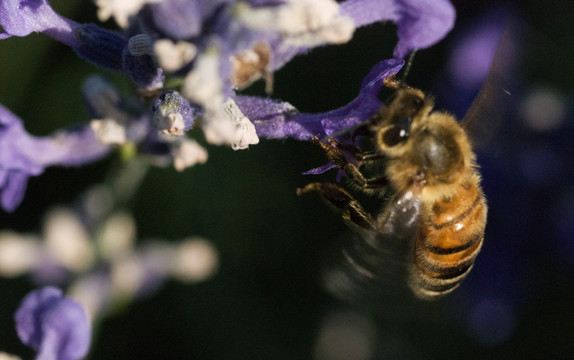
[0,105,110,212]
[238,58,405,141]
[14,286,91,360]
[82,75,208,171]
[0,206,219,320]
[0,0,163,89]
[0,0,456,208]
[1,0,455,150]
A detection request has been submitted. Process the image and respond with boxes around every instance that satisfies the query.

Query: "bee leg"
[297,182,376,231]
[311,137,386,190]
[356,151,384,162]
[383,74,410,90]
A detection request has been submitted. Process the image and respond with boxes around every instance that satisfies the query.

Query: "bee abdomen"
[410,182,487,300]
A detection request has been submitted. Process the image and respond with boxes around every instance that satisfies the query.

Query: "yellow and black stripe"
[410,179,487,299]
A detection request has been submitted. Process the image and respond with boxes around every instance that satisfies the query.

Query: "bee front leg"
[297,182,376,231]
[311,136,388,190]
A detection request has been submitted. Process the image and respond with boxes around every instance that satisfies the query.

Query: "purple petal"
[241,58,403,141]
[0,104,111,212]
[39,125,112,167]
[0,171,29,213]
[143,0,204,39]
[340,0,456,58]
[269,41,310,72]
[302,163,337,175]
[359,58,405,93]
[392,0,456,58]
[0,0,78,45]
[234,95,300,139]
[15,286,91,360]
[339,0,395,27]
[0,1,131,75]
[270,0,454,69]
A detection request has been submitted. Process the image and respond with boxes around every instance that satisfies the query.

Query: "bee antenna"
[401,49,418,82]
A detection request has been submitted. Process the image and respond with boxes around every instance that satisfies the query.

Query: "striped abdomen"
[410,178,487,299]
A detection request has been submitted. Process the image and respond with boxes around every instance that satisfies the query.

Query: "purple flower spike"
[340,0,456,58]
[0,104,110,212]
[241,58,404,141]
[15,286,91,360]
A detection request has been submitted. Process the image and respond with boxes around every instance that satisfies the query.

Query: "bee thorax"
[413,129,464,184]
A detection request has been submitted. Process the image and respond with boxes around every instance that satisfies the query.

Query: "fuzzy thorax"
[383,111,477,204]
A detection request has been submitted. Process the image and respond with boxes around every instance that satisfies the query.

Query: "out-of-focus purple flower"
[240,58,404,141]
[445,6,518,95]
[0,0,127,72]
[14,286,91,360]
[0,105,111,212]
[0,0,167,89]
[142,0,220,39]
[0,0,76,42]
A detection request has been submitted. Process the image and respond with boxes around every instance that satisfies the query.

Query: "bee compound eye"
[382,117,412,147]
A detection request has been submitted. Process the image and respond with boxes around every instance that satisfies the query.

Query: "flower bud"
[152,90,195,135]
[122,34,165,90]
[73,24,127,72]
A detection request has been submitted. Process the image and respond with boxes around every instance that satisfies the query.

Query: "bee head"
[374,88,431,156]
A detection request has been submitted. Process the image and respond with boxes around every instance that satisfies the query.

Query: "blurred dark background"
[1,0,573,359]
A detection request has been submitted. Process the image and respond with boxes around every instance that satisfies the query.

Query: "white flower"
[90,118,128,145]
[95,0,162,28]
[182,47,223,107]
[0,352,22,360]
[0,232,40,277]
[172,138,208,171]
[97,211,136,261]
[223,99,259,150]
[170,238,219,283]
[153,110,186,136]
[201,98,260,149]
[43,208,95,272]
[110,254,146,298]
[154,39,197,72]
[236,0,355,47]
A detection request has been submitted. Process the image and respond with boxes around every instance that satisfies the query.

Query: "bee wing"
[461,25,518,149]
[322,183,423,303]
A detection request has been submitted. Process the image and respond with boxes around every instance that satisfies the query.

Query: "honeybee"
[298,77,487,300]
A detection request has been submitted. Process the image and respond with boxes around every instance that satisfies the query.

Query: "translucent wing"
[320,184,422,302]
[461,24,518,148]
